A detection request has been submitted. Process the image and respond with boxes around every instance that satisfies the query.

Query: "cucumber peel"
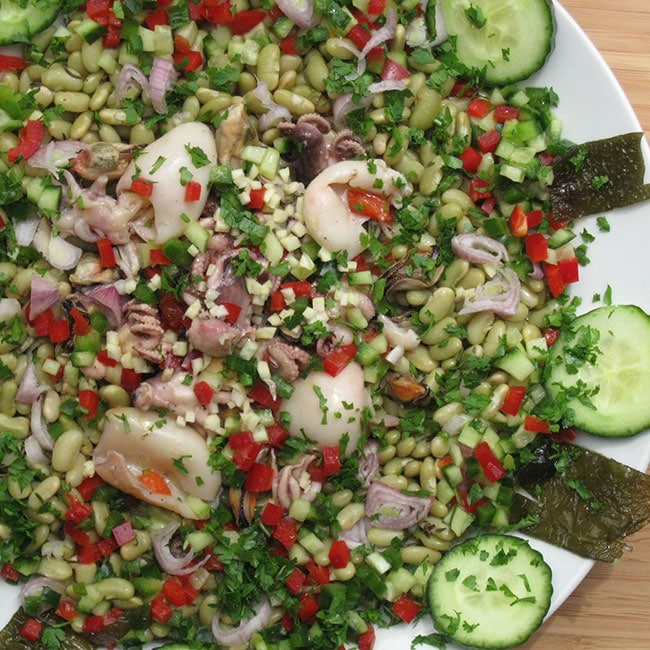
[0,0,63,45]
[428,534,552,649]
[438,0,555,85]
[545,304,650,437]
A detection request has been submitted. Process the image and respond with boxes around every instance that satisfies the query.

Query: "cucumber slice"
[428,534,552,649]
[545,304,650,437]
[438,0,555,85]
[0,0,63,45]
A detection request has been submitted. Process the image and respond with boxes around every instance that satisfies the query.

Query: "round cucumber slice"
[0,0,63,45]
[545,304,650,437]
[428,534,552,649]
[438,0,555,85]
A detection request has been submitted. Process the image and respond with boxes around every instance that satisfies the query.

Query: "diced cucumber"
[428,534,552,649]
[495,344,535,381]
[37,185,62,214]
[545,304,650,436]
[0,0,62,45]
[73,18,107,44]
[438,0,555,85]
[547,227,576,249]
[445,504,475,536]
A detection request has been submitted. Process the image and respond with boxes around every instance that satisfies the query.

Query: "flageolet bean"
[401,545,442,565]
[419,288,456,325]
[0,413,29,439]
[332,561,356,582]
[273,89,315,116]
[95,577,135,600]
[120,530,152,560]
[336,502,365,531]
[367,527,404,547]
[39,558,73,581]
[54,90,90,113]
[52,429,84,473]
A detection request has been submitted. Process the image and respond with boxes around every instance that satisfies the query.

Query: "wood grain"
[522,2,650,648]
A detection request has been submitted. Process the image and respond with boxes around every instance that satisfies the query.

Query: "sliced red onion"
[28,140,88,173]
[151,521,206,575]
[0,297,21,323]
[115,63,150,104]
[368,79,408,93]
[331,93,372,128]
[529,262,544,280]
[338,518,370,549]
[458,268,522,319]
[24,434,49,469]
[358,439,380,484]
[253,81,292,131]
[14,216,39,246]
[212,598,272,646]
[358,8,397,65]
[20,577,66,610]
[365,481,433,530]
[16,361,46,404]
[275,0,314,28]
[79,283,124,328]
[31,394,55,451]
[451,232,509,265]
[149,57,178,114]
[29,273,61,319]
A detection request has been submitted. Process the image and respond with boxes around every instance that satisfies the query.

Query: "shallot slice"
[365,481,433,530]
[451,232,509,265]
[212,598,272,646]
[29,273,61,318]
[151,521,206,575]
[458,267,522,319]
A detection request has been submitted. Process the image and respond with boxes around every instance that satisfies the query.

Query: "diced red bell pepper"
[543,262,566,298]
[541,329,560,351]
[279,33,298,55]
[231,9,266,35]
[494,104,521,123]
[526,209,544,229]
[70,307,91,335]
[508,204,528,237]
[1,563,20,583]
[322,343,358,377]
[55,599,79,622]
[525,232,549,263]
[150,594,173,623]
[477,128,501,154]
[348,24,372,49]
[298,593,319,622]
[468,177,492,202]
[78,389,99,420]
[77,474,105,501]
[159,292,190,333]
[138,470,171,495]
[193,380,214,406]
[163,576,190,606]
[467,97,493,118]
[97,349,118,368]
[306,559,330,585]
[77,543,102,564]
[222,301,242,324]
[244,462,275,492]
[48,318,71,344]
[130,178,154,196]
[64,521,93,546]
[198,0,234,23]
[0,54,28,72]
[474,441,506,483]
[459,146,482,174]
[381,57,410,81]
[230,431,262,471]
[281,280,314,298]
[367,0,386,14]
[358,624,376,650]
[270,290,286,312]
[328,539,351,569]
[248,187,266,210]
[150,248,171,266]
[97,537,118,558]
[285,567,306,595]
[391,594,420,623]
[64,495,94,523]
[144,8,169,29]
[184,180,202,202]
[500,385,526,416]
[260,501,284,526]
[558,256,580,284]
[83,614,105,634]
[247,381,281,412]
[272,517,298,549]
[8,120,44,163]
[19,618,43,642]
[266,422,289,447]
[321,445,342,477]
[120,367,142,392]
[347,187,392,222]
[524,415,552,434]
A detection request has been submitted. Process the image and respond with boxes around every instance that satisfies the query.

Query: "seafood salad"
[1,0,649,649]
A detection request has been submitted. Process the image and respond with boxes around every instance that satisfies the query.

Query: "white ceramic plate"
[2,2,650,648]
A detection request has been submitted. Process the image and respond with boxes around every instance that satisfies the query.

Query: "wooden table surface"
[522,2,650,649]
